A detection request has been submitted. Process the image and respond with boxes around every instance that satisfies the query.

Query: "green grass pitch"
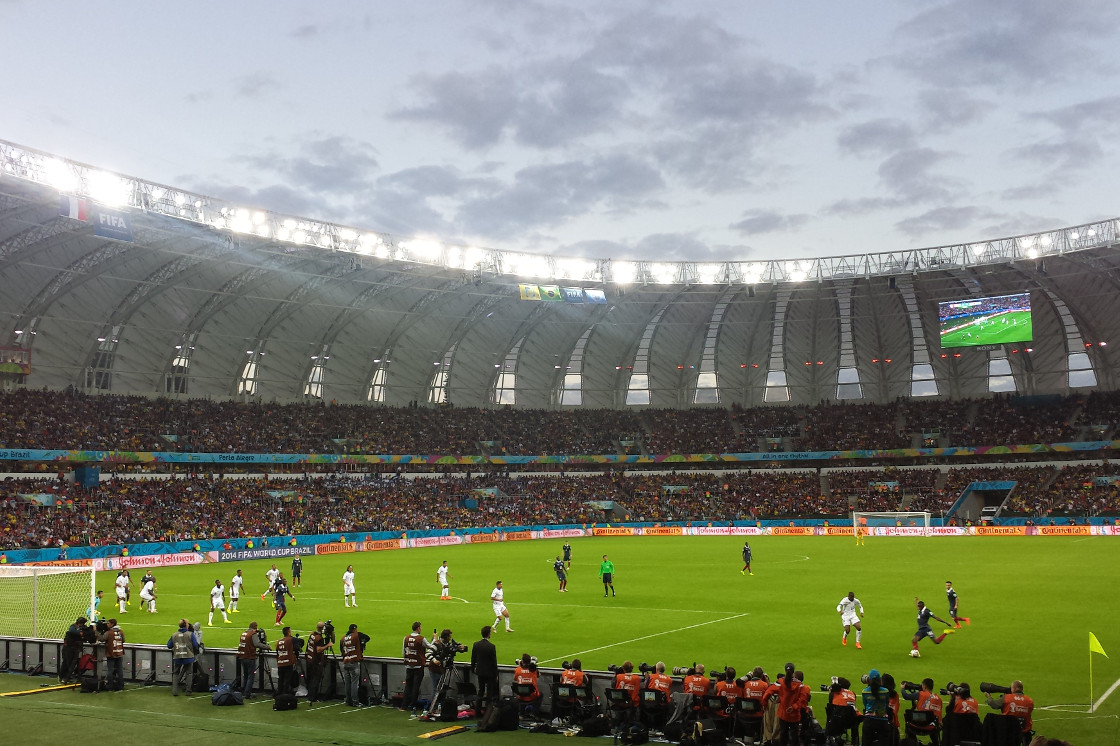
[5,535,1118,744]
[939,309,1032,348]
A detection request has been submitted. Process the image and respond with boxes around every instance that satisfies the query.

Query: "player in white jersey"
[343,565,357,607]
[491,580,513,632]
[261,564,280,601]
[229,569,244,612]
[437,561,451,600]
[208,579,231,626]
[837,591,865,649]
[139,578,157,613]
[115,571,130,613]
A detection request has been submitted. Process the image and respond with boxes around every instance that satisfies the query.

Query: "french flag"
[59,195,88,221]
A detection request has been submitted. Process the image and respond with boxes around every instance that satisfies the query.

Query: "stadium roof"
[2,140,1120,407]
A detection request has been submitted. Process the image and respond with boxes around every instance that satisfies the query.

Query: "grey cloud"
[633,233,713,262]
[1009,138,1102,172]
[895,205,988,236]
[826,196,905,216]
[237,135,380,194]
[893,0,1120,88]
[730,210,812,237]
[455,154,664,237]
[917,89,992,132]
[235,72,282,99]
[877,148,957,202]
[837,119,916,156]
[290,24,319,39]
[1038,95,1120,134]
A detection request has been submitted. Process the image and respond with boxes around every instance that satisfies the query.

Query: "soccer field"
[67,534,1119,742]
[939,309,1033,348]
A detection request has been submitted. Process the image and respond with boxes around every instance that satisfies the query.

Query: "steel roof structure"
[2,140,1120,408]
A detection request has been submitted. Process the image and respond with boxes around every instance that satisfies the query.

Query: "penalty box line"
[538,612,750,666]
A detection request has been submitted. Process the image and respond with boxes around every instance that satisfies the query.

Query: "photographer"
[560,658,587,688]
[275,626,299,695]
[824,676,860,746]
[59,616,87,684]
[942,682,981,746]
[515,652,543,704]
[611,660,641,707]
[715,666,743,720]
[984,680,1034,744]
[167,618,200,696]
[644,661,672,697]
[901,678,942,745]
[683,663,712,700]
[99,618,125,691]
[340,623,366,707]
[236,621,268,699]
[425,628,467,717]
[304,621,330,705]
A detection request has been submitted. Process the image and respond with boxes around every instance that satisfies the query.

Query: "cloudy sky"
[3,1,1119,263]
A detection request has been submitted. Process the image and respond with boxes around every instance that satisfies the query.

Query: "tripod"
[423,660,457,720]
[259,653,276,694]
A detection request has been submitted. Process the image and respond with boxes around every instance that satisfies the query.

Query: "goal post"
[853,511,932,536]
[0,565,96,639]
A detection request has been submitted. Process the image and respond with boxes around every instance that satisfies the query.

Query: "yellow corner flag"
[1090,632,1109,658]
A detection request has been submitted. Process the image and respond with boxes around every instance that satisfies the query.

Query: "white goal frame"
[853,511,932,536]
[0,565,96,639]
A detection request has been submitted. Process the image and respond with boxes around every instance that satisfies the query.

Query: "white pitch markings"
[1094,675,1120,711]
[537,612,750,665]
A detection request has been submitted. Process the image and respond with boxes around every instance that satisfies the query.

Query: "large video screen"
[937,292,1033,348]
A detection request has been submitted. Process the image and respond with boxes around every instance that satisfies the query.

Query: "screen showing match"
[937,292,1033,348]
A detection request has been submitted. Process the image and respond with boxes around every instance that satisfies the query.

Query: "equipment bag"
[620,724,649,745]
[439,696,459,722]
[273,692,298,711]
[576,714,612,737]
[498,696,520,731]
[211,684,244,706]
[192,671,211,693]
[477,702,502,732]
[79,676,105,693]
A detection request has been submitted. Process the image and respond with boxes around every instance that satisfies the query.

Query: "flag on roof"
[59,195,88,221]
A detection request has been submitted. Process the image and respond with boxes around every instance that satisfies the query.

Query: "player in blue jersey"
[910,599,953,656]
[553,556,568,592]
[945,581,971,629]
[741,541,753,575]
[562,541,572,569]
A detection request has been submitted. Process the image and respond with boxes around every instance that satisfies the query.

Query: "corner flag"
[1090,632,1108,658]
[1090,632,1109,712]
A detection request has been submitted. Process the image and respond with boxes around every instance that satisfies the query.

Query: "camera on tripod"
[255,629,268,646]
[292,632,306,654]
[322,620,336,646]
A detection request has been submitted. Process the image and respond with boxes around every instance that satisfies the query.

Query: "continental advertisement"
[466,533,498,543]
[769,526,816,536]
[641,526,683,536]
[592,527,636,536]
[821,526,854,536]
[501,531,533,541]
[1033,525,1093,536]
[970,526,1025,536]
[315,542,359,555]
[362,539,405,551]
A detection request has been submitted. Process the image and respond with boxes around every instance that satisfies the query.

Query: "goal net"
[853,511,932,536]
[0,565,96,639]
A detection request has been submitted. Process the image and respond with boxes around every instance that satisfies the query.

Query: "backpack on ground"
[477,701,502,732]
[273,692,298,711]
[576,714,611,737]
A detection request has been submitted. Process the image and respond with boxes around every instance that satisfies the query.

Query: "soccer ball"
[909,649,920,658]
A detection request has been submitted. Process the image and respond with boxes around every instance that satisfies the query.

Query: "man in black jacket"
[60,617,88,683]
[470,625,499,705]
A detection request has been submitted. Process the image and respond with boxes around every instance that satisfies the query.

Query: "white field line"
[537,612,750,665]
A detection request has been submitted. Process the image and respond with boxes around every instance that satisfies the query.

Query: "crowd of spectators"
[5,460,1120,550]
[0,389,1114,457]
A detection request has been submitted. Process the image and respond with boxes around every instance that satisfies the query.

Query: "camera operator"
[304,621,330,705]
[824,676,860,746]
[470,626,499,707]
[715,666,743,720]
[59,616,88,684]
[236,621,268,699]
[901,678,942,745]
[984,680,1034,743]
[403,621,430,711]
[426,628,467,715]
[167,618,200,696]
[275,625,299,695]
[98,618,125,691]
[340,623,366,707]
[561,658,587,688]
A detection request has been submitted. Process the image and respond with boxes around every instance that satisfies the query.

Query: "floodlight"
[255,225,270,238]
[276,227,291,241]
[556,257,593,280]
[613,261,637,284]
[174,193,187,206]
[1026,247,1038,259]
[970,243,985,256]
[318,234,331,247]
[1039,234,1051,245]
[87,169,131,206]
[652,263,676,284]
[43,158,78,192]
[697,264,720,284]
[338,228,357,241]
[253,211,267,226]
[292,231,306,244]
